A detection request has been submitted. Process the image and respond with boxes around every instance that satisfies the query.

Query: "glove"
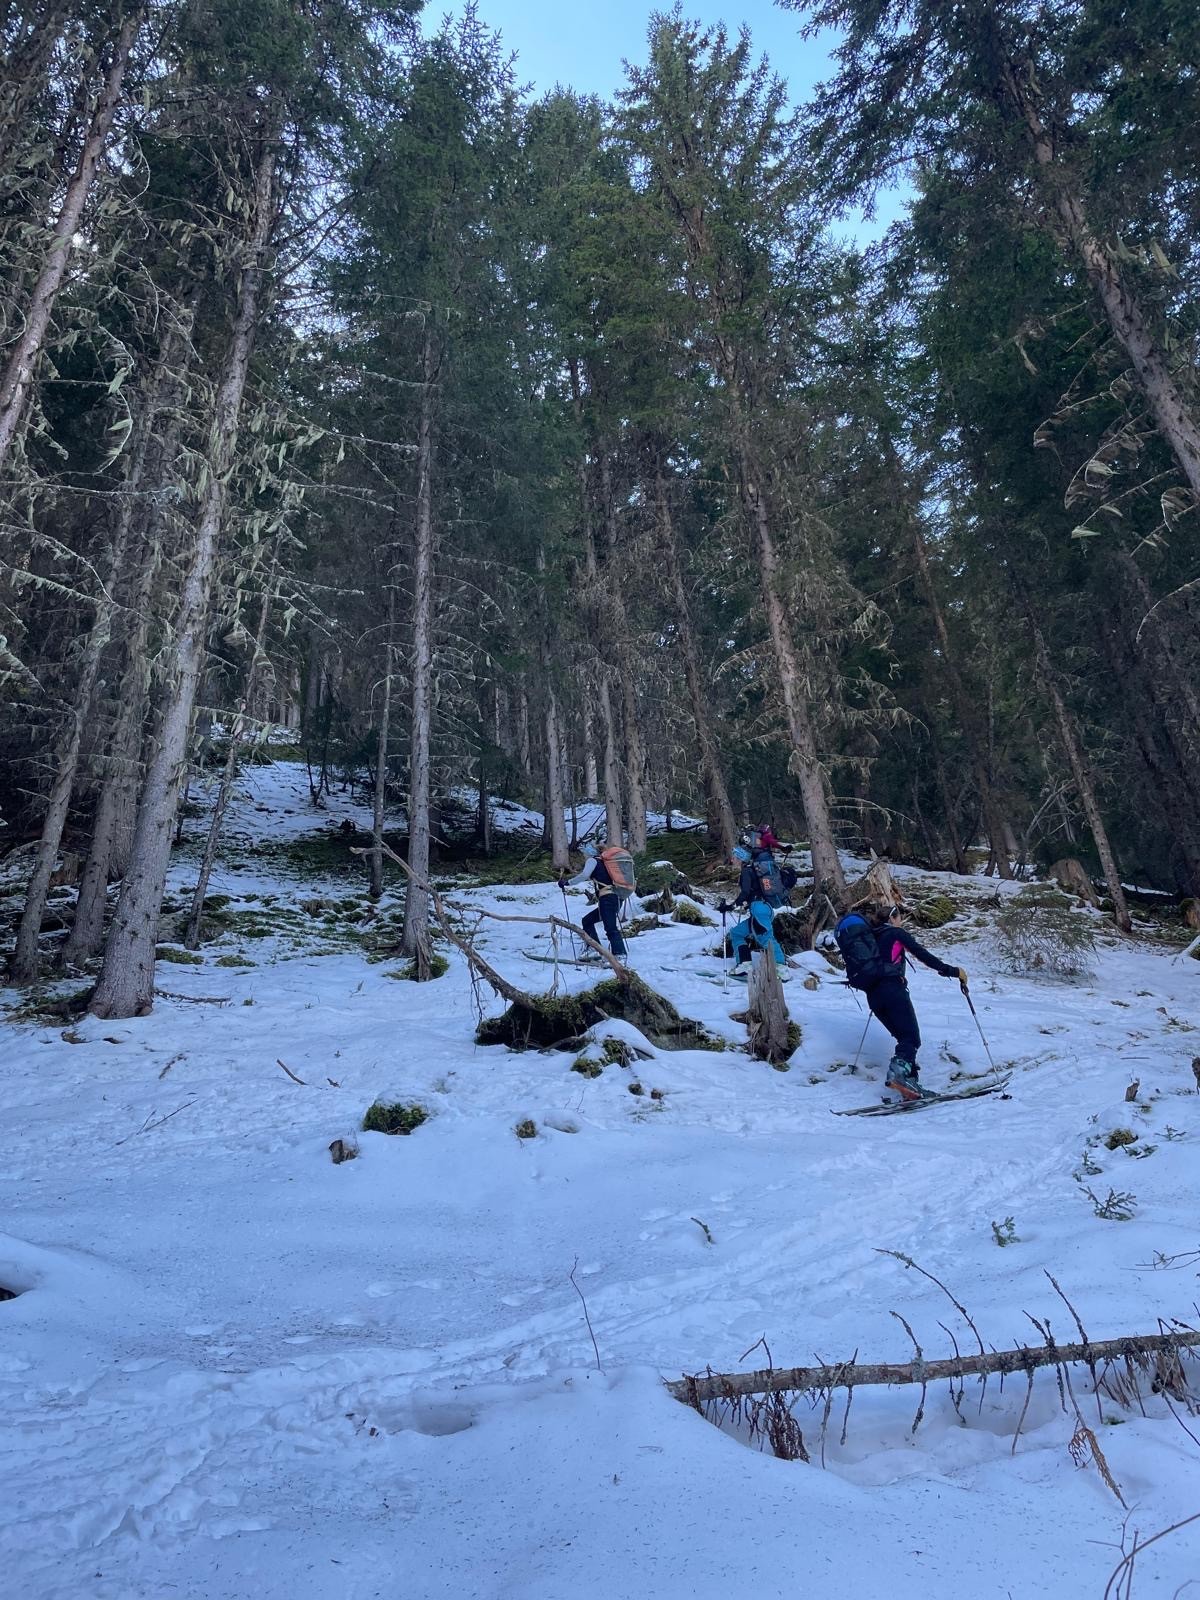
[557,877,568,890]
[717,901,732,914]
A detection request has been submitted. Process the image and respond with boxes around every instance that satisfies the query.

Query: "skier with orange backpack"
[559,841,636,960]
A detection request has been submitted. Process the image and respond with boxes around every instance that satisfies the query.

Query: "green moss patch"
[673,898,714,928]
[361,1100,429,1136]
[383,952,450,981]
[155,945,204,965]
[911,894,957,929]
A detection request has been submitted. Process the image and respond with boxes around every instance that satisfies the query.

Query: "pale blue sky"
[423,0,907,241]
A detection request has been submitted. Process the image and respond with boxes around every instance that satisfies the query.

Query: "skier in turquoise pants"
[719,846,786,976]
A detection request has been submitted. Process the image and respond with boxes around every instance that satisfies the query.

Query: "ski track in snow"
[2,760,1199,1598]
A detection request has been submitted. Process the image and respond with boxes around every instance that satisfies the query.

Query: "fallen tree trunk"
[669,1327,1200,1406]
[354,841,715,1050]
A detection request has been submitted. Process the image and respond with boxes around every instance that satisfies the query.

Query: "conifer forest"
[5,7,1200,1596]
[2,0,1198,1004]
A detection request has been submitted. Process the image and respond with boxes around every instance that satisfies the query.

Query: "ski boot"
[883,1055,925,1105]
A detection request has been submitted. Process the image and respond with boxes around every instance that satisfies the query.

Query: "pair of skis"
[832,1073,1012,1117]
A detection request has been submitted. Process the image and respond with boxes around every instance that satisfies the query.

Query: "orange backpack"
[599,846,636,899]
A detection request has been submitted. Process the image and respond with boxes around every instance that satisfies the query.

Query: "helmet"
[732,845,751,863]
[581,842,599,858]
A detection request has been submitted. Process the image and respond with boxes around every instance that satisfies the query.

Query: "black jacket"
[874,923,958,982]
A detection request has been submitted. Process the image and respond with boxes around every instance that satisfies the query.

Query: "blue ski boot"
[883,1055,925,1105]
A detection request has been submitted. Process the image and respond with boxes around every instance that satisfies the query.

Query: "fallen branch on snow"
[671,1260,1200,1503]
[669,1327,1200,1408]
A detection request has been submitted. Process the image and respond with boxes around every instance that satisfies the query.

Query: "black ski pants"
[583,891,627,956]
[867,977,920,1066]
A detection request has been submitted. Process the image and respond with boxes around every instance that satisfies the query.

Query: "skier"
[745,823,797,901]
[719,845,787,976]
[559,841,633,960]
[835,901,967,1103]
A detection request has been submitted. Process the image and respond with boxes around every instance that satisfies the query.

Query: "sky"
[423,0,908,242]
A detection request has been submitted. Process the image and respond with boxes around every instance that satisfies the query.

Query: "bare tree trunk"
[10,333,174,980]
[597,674,623,845]
[89,134,277,1018]
[184,569,274,947]
[62,384,187,965]
[670,1327,1200,1405]
[597,451,647,852]
[997,49,1200,500]
[369,581,395,900]
[743,466,846,900]
[516,682,531,780]
[401,328,437,970]
[543,686,569,871]
[477,752,492,856]
[1014,575,1133,934]
[0,5,143,471]
[581,700,598,798]
[657,466,736,856]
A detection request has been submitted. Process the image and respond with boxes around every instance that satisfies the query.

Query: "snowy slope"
[2,762,1199,1599]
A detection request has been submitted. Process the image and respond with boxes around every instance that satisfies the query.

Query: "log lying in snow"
[668,1328,1200,1406]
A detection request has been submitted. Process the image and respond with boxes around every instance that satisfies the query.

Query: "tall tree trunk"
[62,499,166,964]
[994,46,1200,501]
[1013,574,1132,934]
[183,569,274,947]
[401,328,437,970]
[62,361,191,966]
[89,134,277,1018]
[597,452,647,852]
[597,674,623,846]
[908,504,1014,876]
[581,700,598,798]
[542,685,569,871]
[0,5,143,472]
[369,580,396,901]
[656,465,736,856]
[10,333,173,980]
[516,681,531,780]
[741,463,846,900]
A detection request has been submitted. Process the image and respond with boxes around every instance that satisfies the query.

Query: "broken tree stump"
[745,952,797,1068]
[1049,857,1101,908]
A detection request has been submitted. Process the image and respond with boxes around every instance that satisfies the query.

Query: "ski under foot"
[520,949,629,968]
[668,967,792,984]
[833,1073,1012,1117]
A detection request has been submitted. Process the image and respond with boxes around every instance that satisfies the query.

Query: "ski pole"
[960,976,997,1072]
[851,1013,871,1072]
[560,883,580,963]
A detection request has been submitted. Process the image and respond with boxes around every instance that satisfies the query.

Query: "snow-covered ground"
[2,761,1199,1599]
